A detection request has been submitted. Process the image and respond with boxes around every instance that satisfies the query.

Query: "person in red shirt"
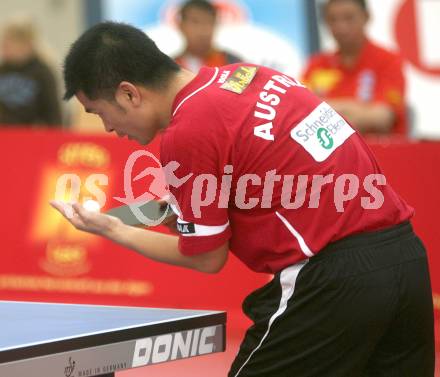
[174,0,241,72]
[303,0,408,136]
[52,22,434,376]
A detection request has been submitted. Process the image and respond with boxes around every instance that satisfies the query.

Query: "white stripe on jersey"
[177,218,229,237]
[276,211,315,257]
[172,67,220,117]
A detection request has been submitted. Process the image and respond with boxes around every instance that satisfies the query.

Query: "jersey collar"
[171,66,220,117]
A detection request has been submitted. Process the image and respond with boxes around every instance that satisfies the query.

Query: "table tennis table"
[0,301,226,377]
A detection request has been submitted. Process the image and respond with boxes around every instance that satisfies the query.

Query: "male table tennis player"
[51,22,434,376]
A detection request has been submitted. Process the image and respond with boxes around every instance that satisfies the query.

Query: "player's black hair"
[179,0,217,21]
[63,21,180,100]
[324,0,368,13]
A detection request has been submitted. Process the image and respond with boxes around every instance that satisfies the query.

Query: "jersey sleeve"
[367,53,407,134]
[373,55,406,118]
[160,103,232,256]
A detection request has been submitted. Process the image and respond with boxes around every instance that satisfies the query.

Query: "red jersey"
[160,64,413,274]
[302,40,407,135]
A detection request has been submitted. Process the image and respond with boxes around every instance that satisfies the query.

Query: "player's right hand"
[50,201,124,237]
[157,197,178,234]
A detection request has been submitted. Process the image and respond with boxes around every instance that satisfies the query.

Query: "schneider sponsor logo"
[132,326,218,367]
[291,102,355,162]
[317,128,334,149]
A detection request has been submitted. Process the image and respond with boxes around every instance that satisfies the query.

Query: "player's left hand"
[50,201,124,236]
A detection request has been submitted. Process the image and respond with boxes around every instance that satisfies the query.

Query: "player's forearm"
[350,103,394,133]
[104,224,226,273]
[328,99,394,133]
[49,202,228,273]
[104,224,191,268]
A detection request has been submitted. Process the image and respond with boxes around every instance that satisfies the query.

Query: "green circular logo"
[317,128,334,149]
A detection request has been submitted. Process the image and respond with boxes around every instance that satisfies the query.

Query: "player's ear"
[115,81,142,108]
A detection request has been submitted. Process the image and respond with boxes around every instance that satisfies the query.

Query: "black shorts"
[229,222,435,377]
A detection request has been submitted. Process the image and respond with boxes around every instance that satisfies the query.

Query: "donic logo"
[317,128,334,149]
[132,326,218,367]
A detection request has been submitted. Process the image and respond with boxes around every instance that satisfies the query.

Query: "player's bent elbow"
[192,244,229,274]
[196,262,225,274]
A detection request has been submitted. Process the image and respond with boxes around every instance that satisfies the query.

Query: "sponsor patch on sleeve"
[220,66,258,94]
[290,102,355,162]
[177,220,196,235]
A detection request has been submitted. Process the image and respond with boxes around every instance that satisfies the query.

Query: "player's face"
[325,0,368,50]
[179,7,216,56]
[76,87,163,145]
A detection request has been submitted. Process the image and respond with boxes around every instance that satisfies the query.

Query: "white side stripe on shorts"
[233,260,308,377]
[276,211,315,257]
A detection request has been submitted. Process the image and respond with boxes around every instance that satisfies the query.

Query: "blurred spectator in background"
[0,15,62,127]
[303,0,407,136]
[175,0,241,72]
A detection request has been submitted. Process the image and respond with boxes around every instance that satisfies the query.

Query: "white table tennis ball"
[83,199,101,212]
